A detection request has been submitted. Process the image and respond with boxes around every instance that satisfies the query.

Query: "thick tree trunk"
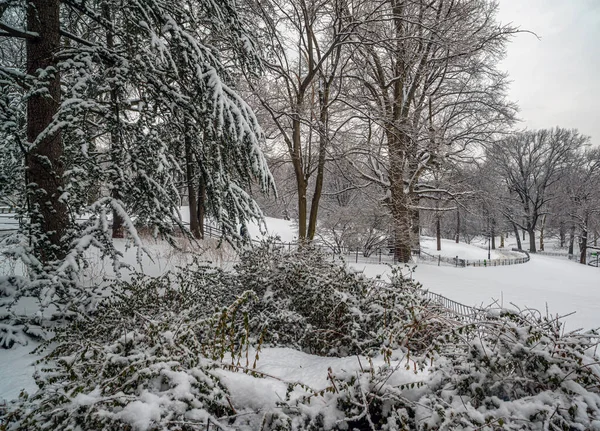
[580,234,587,264]
[580,216,589,264]
[568,224,575,255]
[387,123,412,262]
[559,221,566,248]
[184,121,201,239]
[392,198,412,263]
[26,0,68,262]
[500,233,504,248]
[410,205,420,251]
[528,228,537,253]
[512,222,522,250]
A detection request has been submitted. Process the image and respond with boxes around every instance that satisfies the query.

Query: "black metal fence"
[412,248,530,268]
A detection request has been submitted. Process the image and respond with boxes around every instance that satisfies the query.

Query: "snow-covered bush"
[1,267,256,430]
[235,241,451,357]
[5,245,600,430]
[308,307,600,430]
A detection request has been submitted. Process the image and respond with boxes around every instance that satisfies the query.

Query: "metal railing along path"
[372,279,481,322]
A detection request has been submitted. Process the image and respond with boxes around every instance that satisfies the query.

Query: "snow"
[2,215,599,408]
[354,253,600,333]
[0,341,42,401]
[420,236,520,260]
[215,347,422,427]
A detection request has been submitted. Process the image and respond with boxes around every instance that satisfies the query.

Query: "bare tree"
[344,0,516,262]
[561,148,600,263]
[487,128,588,253]
[245,0,360,242]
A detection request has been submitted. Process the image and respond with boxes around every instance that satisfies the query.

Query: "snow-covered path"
[357,253,600,332]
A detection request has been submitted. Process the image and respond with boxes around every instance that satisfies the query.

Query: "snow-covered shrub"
[1,267,257,430]
[301,307,600,430]
[415,308,600,430]
[234,241,452,358]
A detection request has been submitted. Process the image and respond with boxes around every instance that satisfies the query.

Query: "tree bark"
[103,4,125,239]
[528,228,537,253]
[26,0,68,262]
[410,205,420,251]
[559,221,566,248]
[568,224,575,255]
[307,84,329,240]
[512,222,522,250]
[580,215,589,264]
[436,216,441,251]
[491,222,496,250]
[197,172,205,239]
[539,214,546,252]
[455,209,460,243]
[290,112,307,241]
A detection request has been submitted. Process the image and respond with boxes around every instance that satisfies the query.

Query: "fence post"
[438,255,441,266]
[455,256,458,267]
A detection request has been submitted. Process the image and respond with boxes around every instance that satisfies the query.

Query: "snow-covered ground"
[1,216,599,404]
[420,236,520,260]
[353,254,600,333]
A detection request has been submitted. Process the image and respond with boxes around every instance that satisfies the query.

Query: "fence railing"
[0,213,532,269]
[373,280,481,321]
[412,247,530,268]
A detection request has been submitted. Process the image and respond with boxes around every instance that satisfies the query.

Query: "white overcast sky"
[496,0,600,144]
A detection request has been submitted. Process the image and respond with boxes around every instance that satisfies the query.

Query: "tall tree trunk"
[539,214,546,251]
[500,233,504,248]
[197,172,205,239]
[307,84,329,241]
[580,216,589,265]
[528,228,537,253]
[389,130,411,263]
[436,216,441,251]
[559,221,566,248]
[291,114,307,241]
[410,205,420,251]
[568,224,575,255]
[184,119,201,239]
[491,222,496,250]
[512,222,522,250]
[26,0,68,262]
[455,209,460,243]
[104,4,124,239]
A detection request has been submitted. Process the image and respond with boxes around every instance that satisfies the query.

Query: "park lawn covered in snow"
[1,216,599,421]
[419,236,519,260]
[354,253,600,333]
